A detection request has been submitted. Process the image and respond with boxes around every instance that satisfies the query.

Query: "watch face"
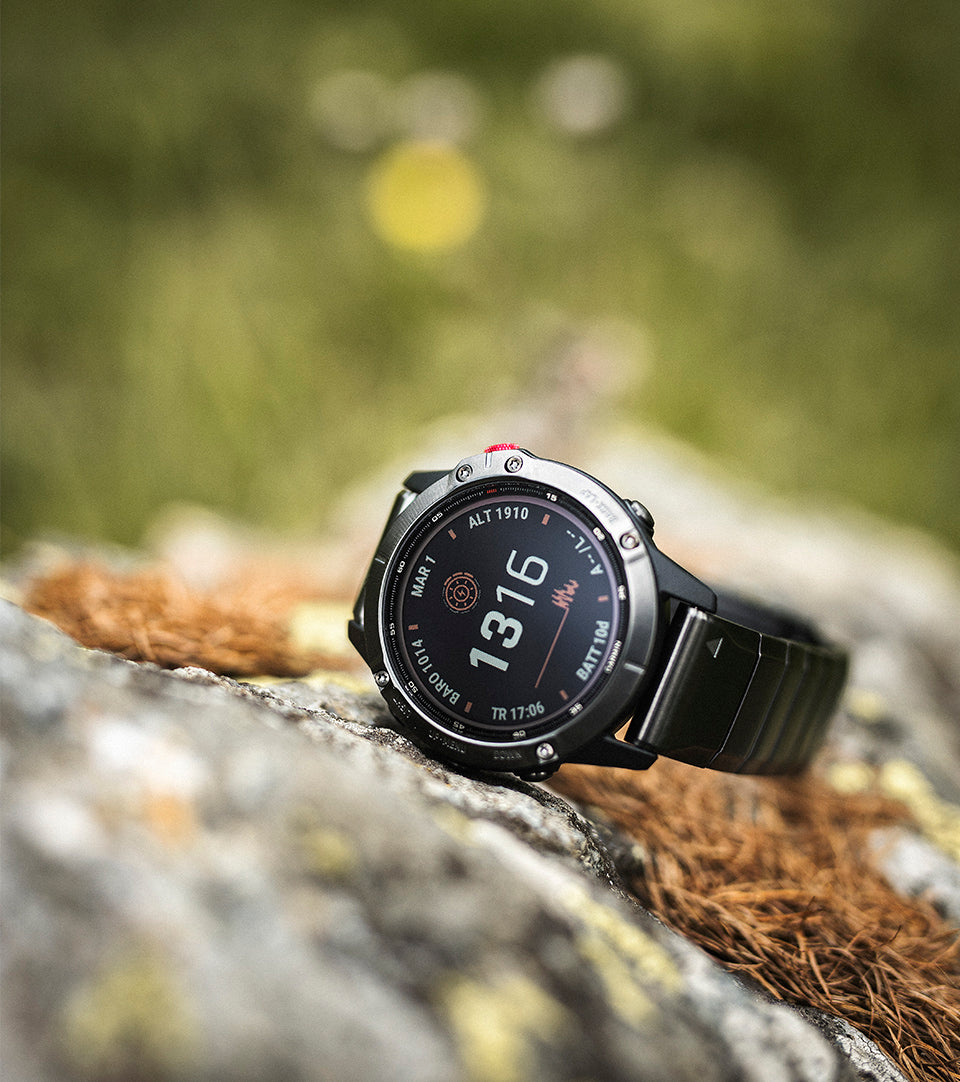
[382,483,629,742]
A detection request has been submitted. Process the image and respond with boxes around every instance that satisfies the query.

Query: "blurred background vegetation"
[3,0,959,555]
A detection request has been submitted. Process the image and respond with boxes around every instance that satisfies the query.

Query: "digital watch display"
[384,487,627,739]
[349,447,848,782]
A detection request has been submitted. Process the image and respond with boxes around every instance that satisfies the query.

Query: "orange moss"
[550,763,960,1082]
[22,561,345,678]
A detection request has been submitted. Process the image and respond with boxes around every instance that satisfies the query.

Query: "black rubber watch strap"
[628,605,847,774]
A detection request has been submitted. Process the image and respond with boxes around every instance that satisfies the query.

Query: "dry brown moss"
[550,763,960,1082]
[21,560,340,678]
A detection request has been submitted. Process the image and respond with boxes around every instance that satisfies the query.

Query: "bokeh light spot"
[366,141,486,251]
[535,55,630,136]
[310,69,393,151]
[395,71,482,145]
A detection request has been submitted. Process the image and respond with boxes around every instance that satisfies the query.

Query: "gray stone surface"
[869,827,960,926]
[1,601,917,1082]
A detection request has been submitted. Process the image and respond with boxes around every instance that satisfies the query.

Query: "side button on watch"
[348,447,848,782]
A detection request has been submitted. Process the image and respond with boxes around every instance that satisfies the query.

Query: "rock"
[869,827,960,926]
[1,601,911,1082]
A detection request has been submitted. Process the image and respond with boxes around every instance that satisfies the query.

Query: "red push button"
[483,443,520,453]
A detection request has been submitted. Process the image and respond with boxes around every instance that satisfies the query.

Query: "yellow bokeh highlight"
[366,141,486,251]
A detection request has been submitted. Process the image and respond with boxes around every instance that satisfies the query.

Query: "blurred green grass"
[3,0,959,553]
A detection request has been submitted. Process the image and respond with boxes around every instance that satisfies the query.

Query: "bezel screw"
[505,455,523,473]
[374,670,391,688]
[620,531,640,550]
[455,464,473,482]
[536,742,556,761]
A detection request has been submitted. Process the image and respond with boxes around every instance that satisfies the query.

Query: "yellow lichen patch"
[245,668,374,693]
[307,670,378,694]
[844,687,890,723]
[879,759,960,863]
[0,575,22,605]
[61,948,198,1080]
[575,928,655,1026]
[828,757,960,863]
[430,804,481,847]
[298,825,358,881]
[827,760,877,796]
[287,600,353,658]
[439,973,568,1082]
[559,884,681,1027]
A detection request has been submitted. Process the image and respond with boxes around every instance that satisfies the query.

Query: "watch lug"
[348,578,368,660]
[566,732,658,771]
[403,469,449,493]
[348,620,366,662]
[389,486,420,518]
[514,764,560,782]
[649,547,717,612]
[349,485,422,667]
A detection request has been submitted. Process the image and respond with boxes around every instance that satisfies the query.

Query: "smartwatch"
[348,446,848,781]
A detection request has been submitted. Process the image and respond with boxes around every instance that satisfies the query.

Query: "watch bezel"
[361,448,662,774]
